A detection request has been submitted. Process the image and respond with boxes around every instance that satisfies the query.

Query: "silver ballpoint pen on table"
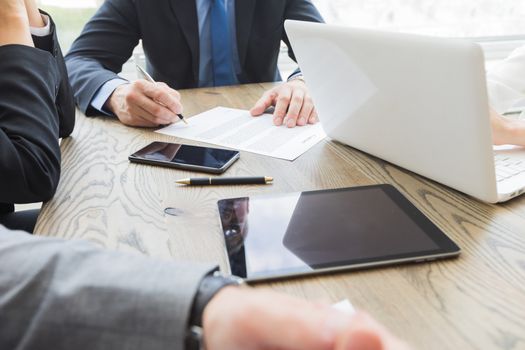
[136,64,188,124]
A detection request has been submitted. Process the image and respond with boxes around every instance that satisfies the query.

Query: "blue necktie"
[210,0,236,86]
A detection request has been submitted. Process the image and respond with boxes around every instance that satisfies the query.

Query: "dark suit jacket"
[0,14,75,215]
[65,0,324,115]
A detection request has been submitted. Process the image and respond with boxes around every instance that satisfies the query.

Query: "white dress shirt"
[486,45,525,118]
[30,14,51,37]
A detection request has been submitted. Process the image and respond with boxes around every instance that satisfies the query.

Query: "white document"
[156,107,327,161]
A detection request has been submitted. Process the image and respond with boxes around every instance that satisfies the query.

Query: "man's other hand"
[250,79,318,128]
[203,286,411,350]
[106,80,183,127]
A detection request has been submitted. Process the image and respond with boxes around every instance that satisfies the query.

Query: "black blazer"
[65,0,324,115]
[0,15,75,215]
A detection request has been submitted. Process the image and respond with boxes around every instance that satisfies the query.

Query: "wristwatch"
[186,271,244,350]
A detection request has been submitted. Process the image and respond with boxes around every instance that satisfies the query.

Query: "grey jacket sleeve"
[0,226,215,350]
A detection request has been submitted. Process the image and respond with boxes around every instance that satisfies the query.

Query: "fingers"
[296,95,314,126]
[120,105,161,128]
[269,81,319,128]
[250,90,276,117]
[203,287,411,350]
[284,88,305,128]
[108,80,183,127]
[144,81,183,115]
[130,90,177,125]
[335,312,412,350]
[273,86,292,126]
[256,301,351,350]
[206,287,346,350]
[309,108,319,124]
[338,330,384,350]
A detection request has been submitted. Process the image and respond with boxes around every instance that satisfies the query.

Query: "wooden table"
[35,83,525,350]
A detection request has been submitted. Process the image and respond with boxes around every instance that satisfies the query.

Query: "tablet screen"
[218,185,460,281]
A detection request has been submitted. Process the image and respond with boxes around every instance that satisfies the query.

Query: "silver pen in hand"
[136,64,188,124]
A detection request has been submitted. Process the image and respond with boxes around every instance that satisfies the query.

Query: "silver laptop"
[285,20,525,203]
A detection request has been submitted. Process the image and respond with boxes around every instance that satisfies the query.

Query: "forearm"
[0,12,33,47]
[0,227,215,350]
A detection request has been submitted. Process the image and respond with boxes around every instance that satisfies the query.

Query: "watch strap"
[186,272,244,350]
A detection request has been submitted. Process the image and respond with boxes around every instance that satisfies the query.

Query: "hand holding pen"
[136,64,187,124]
[103,65,187,127]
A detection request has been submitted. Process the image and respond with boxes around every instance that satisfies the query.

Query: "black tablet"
[217,184,460,282]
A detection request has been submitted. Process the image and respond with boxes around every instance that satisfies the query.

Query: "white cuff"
[30,14,51,37]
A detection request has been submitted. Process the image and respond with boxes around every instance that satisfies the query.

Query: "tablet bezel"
[217,184,461,282]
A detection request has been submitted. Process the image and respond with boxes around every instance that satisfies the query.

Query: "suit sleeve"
[0,226,215,350]
[0,45,62,204]
[282,0,324,69]
[65,0,141,115]
[31,12,76,138]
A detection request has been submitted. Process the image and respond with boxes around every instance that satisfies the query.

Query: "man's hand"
[0,0,32,47]
[203,286,410,350]
[490,108,525,147]
[105,80,183,127]
[250,79,318,128]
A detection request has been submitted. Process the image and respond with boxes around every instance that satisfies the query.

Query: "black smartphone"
[129,142,240,174]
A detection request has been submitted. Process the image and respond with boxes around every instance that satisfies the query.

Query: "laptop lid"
[285,20,499,203]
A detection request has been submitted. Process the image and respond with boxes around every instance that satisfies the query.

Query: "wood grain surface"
[35,83,525,350]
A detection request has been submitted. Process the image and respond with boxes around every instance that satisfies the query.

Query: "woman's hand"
[24,0,45,28]
[0,0,33,46]
[490,108,525,147]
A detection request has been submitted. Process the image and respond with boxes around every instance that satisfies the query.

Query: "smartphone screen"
[130,142,239,173]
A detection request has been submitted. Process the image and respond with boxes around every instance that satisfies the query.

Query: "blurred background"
[40,0,525,51]
[38,0,525,77]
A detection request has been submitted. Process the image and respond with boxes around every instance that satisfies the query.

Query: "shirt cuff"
[30,14,51,37]
[91,78,129,116]
[287,71,304,81]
